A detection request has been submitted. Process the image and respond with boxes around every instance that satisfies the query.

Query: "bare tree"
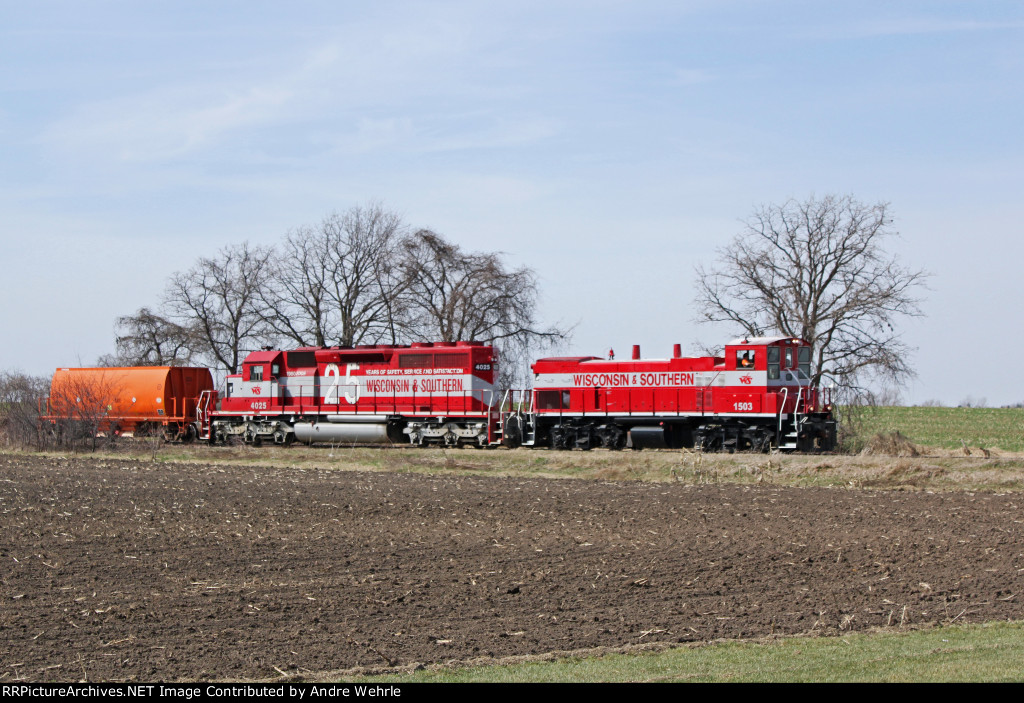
[102,206,566,392]
[694,195,927,393]
[164,242,275,373]
[401,229,568,387]
[0,371,50,448]
[45,371,123,451]
[261,204,407,347]
[98,307,201,367]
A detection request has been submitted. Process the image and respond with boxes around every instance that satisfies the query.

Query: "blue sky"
[2,1,1022,405]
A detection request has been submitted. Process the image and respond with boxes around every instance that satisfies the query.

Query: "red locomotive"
[505,337,836,452]
[197,342,498,447]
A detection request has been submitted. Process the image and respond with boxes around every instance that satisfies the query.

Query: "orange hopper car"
[46,367,214,440]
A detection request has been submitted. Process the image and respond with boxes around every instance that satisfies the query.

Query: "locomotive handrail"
[777,386,788,438]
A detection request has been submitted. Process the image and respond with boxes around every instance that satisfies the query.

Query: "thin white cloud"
[793,16,1024,41]
[671,68,715,86]
[34,12,510,163]
[318,113,560,155]
[40,82,296,161]
[856,18,1024,37]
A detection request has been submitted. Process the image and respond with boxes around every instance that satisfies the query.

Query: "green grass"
[851,406,1024,452]
[346,622,1024,683]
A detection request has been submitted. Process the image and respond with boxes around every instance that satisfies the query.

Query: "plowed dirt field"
[1,454,1021,682]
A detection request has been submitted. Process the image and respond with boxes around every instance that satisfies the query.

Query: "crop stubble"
[0,454,1021,682]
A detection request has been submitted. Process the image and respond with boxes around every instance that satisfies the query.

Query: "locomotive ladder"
[495,389,536,446]
[776,387,804,451]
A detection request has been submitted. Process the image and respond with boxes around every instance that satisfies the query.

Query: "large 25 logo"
[324,363,361,404]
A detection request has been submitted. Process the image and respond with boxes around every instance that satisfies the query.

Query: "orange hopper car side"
[46,366,214,440]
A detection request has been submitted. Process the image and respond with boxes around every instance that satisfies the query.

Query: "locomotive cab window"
[736,350,756,369]
[784,347,794,369]
[767,347,780,380]
[250,365,264,382]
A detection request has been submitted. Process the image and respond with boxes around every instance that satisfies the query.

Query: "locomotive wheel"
[699,433,722,452]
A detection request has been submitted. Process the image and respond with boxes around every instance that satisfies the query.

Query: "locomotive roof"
[244,350,283,363]
[727,336,808,346]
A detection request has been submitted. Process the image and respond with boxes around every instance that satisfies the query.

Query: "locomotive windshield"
[798,347,811,377]
[767,347,780,379]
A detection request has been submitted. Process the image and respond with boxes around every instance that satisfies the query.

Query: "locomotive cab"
[724,337,817,414]
[219,350,285,429]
